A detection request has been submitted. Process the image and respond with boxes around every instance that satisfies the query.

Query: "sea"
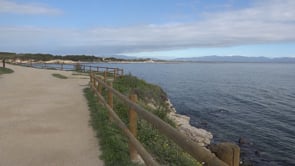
[37,62,295,165]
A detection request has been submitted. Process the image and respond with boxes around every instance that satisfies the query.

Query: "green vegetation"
[84,88,137,166]
[1,52,102,62]
[0,67,14,75]
[0,52,155,63]
[52,73,68,79]
[84,75,201,166]
[0,52,17,59]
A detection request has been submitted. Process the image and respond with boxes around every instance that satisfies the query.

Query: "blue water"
[38,62,295,165]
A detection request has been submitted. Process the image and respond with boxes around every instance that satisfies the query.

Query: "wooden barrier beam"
[129,94,139,162]
[107,81,114,121]
[209,143,240,166]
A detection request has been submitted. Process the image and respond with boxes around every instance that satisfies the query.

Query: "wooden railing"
[89,72,239,166]
[18,62,124,80]
[80,65,124,79]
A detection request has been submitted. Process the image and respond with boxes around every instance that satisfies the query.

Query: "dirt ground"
[0,64,103,166]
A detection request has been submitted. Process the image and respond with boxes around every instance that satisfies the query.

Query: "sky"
[0,0,295,59]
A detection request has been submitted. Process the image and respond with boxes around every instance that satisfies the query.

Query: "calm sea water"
[42,62,295,165]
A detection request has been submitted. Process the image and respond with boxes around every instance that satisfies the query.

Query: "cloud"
[0,0,62,15]
[0,0,295,55]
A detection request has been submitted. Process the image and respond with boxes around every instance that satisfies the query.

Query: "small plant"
[0,67,14,75]
[52,73,68,79]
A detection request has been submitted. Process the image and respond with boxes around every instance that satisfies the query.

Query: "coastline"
[7,58,184,65]
[165,99,213,147]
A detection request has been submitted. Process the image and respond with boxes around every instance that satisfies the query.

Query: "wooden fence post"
[114,69,117,80]
[129,94,139,162]
[97,80,102,94]
[93,74,96,89]
[209,142,240,166]
[107,81,113,121]
[90,72,94,89]
[104,71,107,82]
[2,58,5,68]
[90,72,94,90]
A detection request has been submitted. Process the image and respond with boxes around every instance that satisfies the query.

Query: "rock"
[165,99,176,113]
[255,150,260,157]
[147,103,157,110]
[201,121,208,126]
[238,137,248,145]
[148,98,213,146]
[166,102,213,146]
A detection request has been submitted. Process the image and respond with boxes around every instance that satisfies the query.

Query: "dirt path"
[0,64,103,166]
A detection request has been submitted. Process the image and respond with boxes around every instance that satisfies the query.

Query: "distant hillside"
[174,55,295,63]
[0,52,152,62]
[0,52,17,58]
[100,54,137,60]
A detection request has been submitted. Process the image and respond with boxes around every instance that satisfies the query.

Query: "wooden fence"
[80,65,124,79]
[19,62,124,80]
[89,72,240,166]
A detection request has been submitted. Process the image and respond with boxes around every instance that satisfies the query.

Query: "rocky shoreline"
[165,100,213,147]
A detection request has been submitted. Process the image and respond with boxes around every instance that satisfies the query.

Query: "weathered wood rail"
[81,64,124,79]
[89,72,240,166]
[18,62,124,80]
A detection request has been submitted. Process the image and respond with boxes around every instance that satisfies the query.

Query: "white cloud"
[0,0,294,55]
[0,0,62,15]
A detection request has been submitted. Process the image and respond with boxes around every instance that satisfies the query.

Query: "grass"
[52,73,68,79]
[0,67,14,75]
[84,74,201,166]
[84,88,138,166]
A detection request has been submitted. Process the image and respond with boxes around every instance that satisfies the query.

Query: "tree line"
[0,52,132,62]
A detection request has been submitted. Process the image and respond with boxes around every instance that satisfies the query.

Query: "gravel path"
[0,64,103,166]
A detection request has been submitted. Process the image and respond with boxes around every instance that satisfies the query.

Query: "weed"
[0,67,13,75]
[52,73,68,79]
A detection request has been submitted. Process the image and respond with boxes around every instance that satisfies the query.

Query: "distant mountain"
[100,55,138,60]
[174,55,295,63]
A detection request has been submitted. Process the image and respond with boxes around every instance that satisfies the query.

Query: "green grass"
[84,75,201,166]
[0,67,14,75]
[84,88,138,166]
[52,73,68,79]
